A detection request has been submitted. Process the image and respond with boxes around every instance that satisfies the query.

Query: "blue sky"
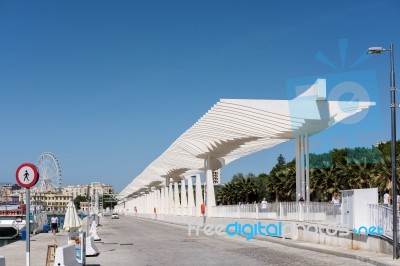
[0,0,399,193]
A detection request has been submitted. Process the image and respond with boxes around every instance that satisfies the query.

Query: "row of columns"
[116,139,311,215]
[122,171,217,217]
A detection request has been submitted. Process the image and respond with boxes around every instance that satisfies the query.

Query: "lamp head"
[367,47,385,54]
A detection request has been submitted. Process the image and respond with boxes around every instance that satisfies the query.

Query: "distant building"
[19,191,72,212]
[10,182,114,213]
[80,201,89,213]
[0,183,21,204]
[63,183,114,200]
[27,191,73,212]
[63,184,90,199]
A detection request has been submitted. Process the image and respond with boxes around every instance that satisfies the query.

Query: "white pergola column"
[300,136,305,199]
[142,194,146,213]
[138,195,141,213]
[195,174,203,217]
[142,194,145,213]
[149,191,154,213]
[155,190,159,214]
[180,179,188,216]
[174,181,181,215]
[305,133,310,202]
[164,186,169,214]
[140,194,145,213]
[169,183,175,214]
[151,189,155,213]
[144,193,148,213]
[205,156,216,217]
[147,192,151,213]
[160,187,165,214]
[187,176,195,216]
[295,136,301,201]
[295,134,310,202]
[149,190,154,213]
[157,189,161,212]
[148,192,152,213]
[131,197,135,214]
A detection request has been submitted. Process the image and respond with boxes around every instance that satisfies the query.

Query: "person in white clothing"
[397,194,400,209]
[331,193,340,204]
[260,198,268,212]
[50,215,58,235]
[383,191,390,207]
[331,193,340,218]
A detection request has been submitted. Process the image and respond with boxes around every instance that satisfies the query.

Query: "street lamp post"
[368,43,398,259]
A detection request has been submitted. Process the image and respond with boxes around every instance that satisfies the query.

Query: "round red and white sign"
[16,163,39,188]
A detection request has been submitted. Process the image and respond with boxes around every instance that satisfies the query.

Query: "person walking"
[51,214,58,235]
[261,198,268,212]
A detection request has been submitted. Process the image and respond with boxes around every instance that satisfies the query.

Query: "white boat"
[0,204,47,239]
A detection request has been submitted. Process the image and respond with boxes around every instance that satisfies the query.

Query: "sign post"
[16,163,39,266]
[25,188,30,265]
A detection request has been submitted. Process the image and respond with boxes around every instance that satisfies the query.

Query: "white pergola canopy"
[119,79,375,198]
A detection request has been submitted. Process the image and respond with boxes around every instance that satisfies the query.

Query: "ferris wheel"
[35,152,62,192]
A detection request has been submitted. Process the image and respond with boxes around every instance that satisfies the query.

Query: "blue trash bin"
[43,224,49,233]
[21,230,26,241]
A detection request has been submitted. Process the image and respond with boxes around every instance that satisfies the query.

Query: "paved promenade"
[0,215,398,265]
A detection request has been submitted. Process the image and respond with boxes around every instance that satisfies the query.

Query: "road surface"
[87,215,373,266]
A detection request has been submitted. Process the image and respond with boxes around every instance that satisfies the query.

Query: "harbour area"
[0,204,48,240]
[0,214,93,266]
[1,214,399,266]
[0,239,16,248]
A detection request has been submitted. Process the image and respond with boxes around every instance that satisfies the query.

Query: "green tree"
[371,154,400,195]
[216,172,259,204]
[340,157,372,189]
[310,162,341,201]
[310,152,332,168]
[73,195,88,210]
[217,182,238,205]
[266,169,285,202]
[331,148,348,165]
[234,176,258,203]
[277,154,286,166]
[103,194,118,209]
[275,167,295,201]
[231,173,244,183]
[376,140,400,158]
[256,173,269,201]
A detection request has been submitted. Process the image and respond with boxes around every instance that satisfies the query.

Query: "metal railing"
[212,202,341,224]
[368,204,400,242]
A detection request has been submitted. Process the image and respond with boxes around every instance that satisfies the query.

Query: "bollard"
[86,236,99,256]
[53,244,80,266]
[90,221,101,241]
[0,256,5,266]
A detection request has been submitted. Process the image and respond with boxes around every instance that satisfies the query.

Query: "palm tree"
[256,173,269,201]
[311,162,341,201]
[234,176,258,203]
[371,154,399,195]
[266,171,284,202]
[216,182,238,205]
[340,157,372,189]
[275,168,295,201]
